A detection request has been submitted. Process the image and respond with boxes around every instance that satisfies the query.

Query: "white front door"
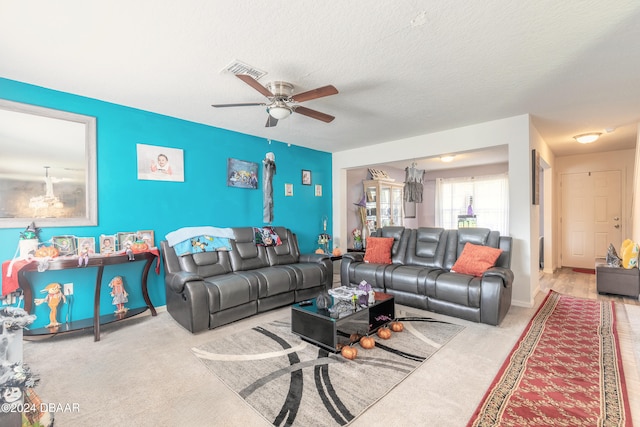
[561,170,622,269]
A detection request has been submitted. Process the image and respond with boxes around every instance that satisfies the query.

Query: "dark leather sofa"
[341,226,513,325]
[161,226,332,333]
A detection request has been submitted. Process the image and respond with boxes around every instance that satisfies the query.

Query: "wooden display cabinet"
[363,179,404,234]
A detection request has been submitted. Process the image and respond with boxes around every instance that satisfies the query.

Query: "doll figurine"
[123,241,135,261]
[109,276,128,314]
[78,241,91,267]
[34,282,66,328]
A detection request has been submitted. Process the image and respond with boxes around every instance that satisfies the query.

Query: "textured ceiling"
[1,0,639,162]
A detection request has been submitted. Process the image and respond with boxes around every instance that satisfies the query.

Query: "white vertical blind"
[435,173,509,235]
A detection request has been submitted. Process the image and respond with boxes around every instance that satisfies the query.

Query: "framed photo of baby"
[137,143,184,182]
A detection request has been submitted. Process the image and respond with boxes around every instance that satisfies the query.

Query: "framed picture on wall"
[136,230,155,247]
[100,234,117,255]
[227,158,258,189]
[52,235,77,256]
[117,232,136,251]
[532,149,540,205]
[285,183,294,196]
[315,184,322,197]
[137,143,185,182]
[77,237,96,256]
[302,170,312,185]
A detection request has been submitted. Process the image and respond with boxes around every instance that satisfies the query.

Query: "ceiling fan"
[212,74,338,127]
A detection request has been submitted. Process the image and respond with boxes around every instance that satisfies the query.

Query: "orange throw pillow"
[451,242,502,276]
[364,237,395,264]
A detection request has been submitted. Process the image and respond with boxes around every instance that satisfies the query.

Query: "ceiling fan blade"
[291,85,338,103]
[265,115,278,127]
[293,106,335,123]
[211,102,265,108]
[236,74,274,98]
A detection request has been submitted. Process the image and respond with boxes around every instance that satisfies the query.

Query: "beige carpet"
[22,293,640,426]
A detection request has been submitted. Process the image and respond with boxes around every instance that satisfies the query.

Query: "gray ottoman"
[595,263,640,298]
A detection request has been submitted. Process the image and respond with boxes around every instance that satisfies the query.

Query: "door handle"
[613,216,620,221]
[614,224,620,228]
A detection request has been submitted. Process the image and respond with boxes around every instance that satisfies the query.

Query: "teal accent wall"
[0,78,332,328]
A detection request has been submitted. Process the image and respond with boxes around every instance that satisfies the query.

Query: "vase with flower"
[352,228,363,250]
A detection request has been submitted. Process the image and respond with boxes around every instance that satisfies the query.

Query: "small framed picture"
[77,237,96,256]
[117,232,136,251]
[302,170,312,185]
[52,235,77,256]
[137,230,155,248]
[100,234,117,255]
[285,183,294,196]
[315,184,322,197]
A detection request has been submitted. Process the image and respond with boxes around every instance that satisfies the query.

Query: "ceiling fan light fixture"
[573,132,601,144]
[267,104,292,120]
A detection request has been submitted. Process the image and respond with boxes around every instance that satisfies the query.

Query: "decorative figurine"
[34,283,66,328]
[109,276,128,314]
[78,241,91,267]
[123,241,135,261]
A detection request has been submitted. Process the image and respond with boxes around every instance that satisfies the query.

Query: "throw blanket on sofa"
[172,235,232,256]
[165,226,234,246]
[166,227,234,256]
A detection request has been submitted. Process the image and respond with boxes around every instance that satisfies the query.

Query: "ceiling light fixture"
[266,101,292,120]
[440,155,455,163]
[573,132,601,144]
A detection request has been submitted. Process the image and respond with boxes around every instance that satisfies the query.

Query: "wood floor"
[540,267,640,306]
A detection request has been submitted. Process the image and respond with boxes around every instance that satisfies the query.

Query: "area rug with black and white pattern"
[192,313,464,427]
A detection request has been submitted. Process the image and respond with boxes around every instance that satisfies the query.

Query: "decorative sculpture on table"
[263,152,276,223]
[109,276,129,314]
[34,282,66,328]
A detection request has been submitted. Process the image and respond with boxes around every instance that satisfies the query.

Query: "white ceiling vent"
[222,60,267,80]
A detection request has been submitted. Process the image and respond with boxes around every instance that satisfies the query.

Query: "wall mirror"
[0,99,97,228]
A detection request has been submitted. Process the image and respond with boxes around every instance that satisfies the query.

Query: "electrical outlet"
[63,283,74,295]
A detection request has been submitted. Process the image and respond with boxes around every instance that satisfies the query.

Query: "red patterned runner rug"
[467,291,632,426]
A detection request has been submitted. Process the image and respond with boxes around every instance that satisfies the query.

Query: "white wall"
[333,114,536,307]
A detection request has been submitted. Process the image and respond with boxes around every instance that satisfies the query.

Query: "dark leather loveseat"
[341,227,513,325]
[161,226,332,333]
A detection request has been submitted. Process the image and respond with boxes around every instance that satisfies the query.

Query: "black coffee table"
[291,292,395,352]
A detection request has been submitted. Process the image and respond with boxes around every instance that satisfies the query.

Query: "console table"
[17,251,158,341]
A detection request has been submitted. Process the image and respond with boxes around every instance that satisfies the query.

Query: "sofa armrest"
[342,252,364,262]
[340,253,365,287]
[166,271,204,293]
[299,253,330,263]
[483,266,514,287]
[299,253,333,288]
